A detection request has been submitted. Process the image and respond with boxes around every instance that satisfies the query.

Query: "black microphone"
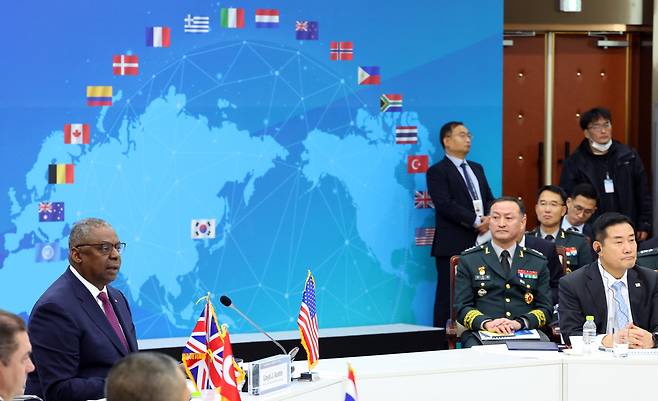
[219,295,299,360]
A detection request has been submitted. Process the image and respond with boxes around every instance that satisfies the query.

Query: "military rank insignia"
[478,288,487,297]
[564,247,578,257]
[478,266,486,275]
[517,269,538,279]
[524,292,534,304]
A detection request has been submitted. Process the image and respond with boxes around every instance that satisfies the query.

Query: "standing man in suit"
[558,213,658,348]
[26,218,138,401]
[561,183,598,241]
[527,185,593,273]
[455,197,552,348]
[426,121,495,328]
[0,309,35,401]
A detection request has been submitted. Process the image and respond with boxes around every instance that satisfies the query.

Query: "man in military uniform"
[455,196,552,348]
[528,185,593,273]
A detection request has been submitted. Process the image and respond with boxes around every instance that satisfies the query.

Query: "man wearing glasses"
[25,218,137,401]
[427,121,495,328]
[560,107,652,242]
[562,183,598,241]
[528,185,593,272]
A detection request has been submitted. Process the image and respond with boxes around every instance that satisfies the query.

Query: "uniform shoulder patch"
[523,246,547,260]
[461,244,484,255]
[563,229,585,238]
[638,247,658,256]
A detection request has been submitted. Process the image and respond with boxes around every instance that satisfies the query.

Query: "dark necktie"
[460,162,479,200]
[500,250,511,273]
[544,234,555,242]
[98,292,129,351]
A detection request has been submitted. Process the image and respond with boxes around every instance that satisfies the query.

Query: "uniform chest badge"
[478,266,486,276]
[524,292,534,304]
[478,288,487,297]
[564,247,578,257]
[517,269,538,279]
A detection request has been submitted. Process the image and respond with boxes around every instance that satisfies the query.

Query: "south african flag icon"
[380,94,402,112]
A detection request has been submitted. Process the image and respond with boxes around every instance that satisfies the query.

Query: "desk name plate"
[247,354,291,395]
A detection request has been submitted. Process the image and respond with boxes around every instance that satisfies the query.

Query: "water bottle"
[582,315,596,354]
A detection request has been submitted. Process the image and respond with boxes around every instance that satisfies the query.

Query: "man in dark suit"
[26,218,138,401]
[559,212,658,348]
[426,121,495,328]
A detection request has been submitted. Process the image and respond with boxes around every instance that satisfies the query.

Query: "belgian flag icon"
[48,164,74,184]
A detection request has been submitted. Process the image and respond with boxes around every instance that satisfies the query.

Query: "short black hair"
[536,185,567,204]
[579,107,612,130]
[570,183,598,203]
[439,121,464,149]
[490,196,525,215]
[592,212,634,243]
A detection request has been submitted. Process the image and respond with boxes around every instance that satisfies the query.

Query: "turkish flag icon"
[407,155,429,173]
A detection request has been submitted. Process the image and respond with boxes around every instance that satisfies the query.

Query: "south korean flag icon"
[191,219,216,239]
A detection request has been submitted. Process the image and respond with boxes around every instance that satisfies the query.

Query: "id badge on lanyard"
[473,199,484,217]
[604,173,614,193]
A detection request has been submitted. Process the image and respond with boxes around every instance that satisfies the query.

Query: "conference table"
[241,345,658,400]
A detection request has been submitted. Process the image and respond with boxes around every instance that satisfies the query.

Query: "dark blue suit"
[26,268,138,401]
[426,156,494,327]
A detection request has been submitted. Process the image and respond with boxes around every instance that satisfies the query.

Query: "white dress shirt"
[594,261,632,345]
[561,218,584,233]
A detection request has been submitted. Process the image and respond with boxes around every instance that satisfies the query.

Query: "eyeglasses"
[587,122,611,132]
[538,201,564,208]
[572,204,595,216]
[75,242,126,255]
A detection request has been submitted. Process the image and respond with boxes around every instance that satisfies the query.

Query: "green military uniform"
[455,241,552,347]
[528,228,593,273]
[637,248,658,270]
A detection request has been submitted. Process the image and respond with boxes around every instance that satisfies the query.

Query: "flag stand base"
[298,372,319,381]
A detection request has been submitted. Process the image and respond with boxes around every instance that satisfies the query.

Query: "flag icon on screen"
[414,191,434,209]
[380,94,402,112]
[357,66,380,85]
[330,41,353,61]
[87,86,112,106]
[295,21,318,40]
[221,8,245,28]
[38,202,65,222]
[112,55,139,75]
[35,241,61,263]
[395,126,418,144]
[255,9,279,28]
[191,219,216,239]
[48,164,74,184]
[64,124,90,144]
[407,155,428,173]
[146,26,171,47]
[415,227,435,246]
[184,15,210,33]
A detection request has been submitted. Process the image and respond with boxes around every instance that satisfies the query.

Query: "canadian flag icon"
[64,124,90,144]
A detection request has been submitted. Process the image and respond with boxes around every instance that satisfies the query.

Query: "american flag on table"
[298,270,319,370]
[415,227,435,246]
[414,191,434,209]
[181,296,224,393]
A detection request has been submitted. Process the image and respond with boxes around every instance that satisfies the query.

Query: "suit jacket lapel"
[627,268,644,325]
[444,157,472,201]
[108,287,137,352]
[584,263,608,332]
[67,270,130,355]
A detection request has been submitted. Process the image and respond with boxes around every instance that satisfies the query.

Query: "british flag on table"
[181,296,243,399]
[298,270,319,370]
